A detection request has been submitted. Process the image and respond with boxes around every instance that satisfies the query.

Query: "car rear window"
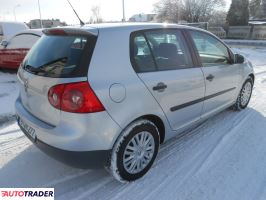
[23,34,97,78]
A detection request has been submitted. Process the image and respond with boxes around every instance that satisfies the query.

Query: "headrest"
[158,43,177,58]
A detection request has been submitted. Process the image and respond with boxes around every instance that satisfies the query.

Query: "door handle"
[206,74,215,82]
[153,82,167,91]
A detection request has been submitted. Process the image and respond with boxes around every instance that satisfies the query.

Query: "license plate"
[18,117,36,141]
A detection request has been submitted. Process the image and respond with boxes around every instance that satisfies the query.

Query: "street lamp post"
[13,4,20,21]
[37,0,43,28]
[122,0,125,22]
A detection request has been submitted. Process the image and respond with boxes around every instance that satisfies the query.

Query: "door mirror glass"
[1,40,8,47]
[235,54,245,64]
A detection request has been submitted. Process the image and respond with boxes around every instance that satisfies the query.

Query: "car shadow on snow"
[0,107,265,199]
[0,142,110,188]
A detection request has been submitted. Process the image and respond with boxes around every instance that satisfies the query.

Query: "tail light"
[48,82,105,113]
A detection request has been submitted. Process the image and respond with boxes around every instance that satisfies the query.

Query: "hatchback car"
[16,23,254,182]
[0,29,42,69]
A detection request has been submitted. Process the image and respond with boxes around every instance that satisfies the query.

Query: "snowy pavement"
[1,46,266,199]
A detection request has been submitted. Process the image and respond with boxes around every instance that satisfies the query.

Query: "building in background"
[28,19,67,29]
[129,14,156,22]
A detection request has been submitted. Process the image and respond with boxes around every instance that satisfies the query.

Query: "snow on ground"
[0,46,266,199]
[0,71,19,116]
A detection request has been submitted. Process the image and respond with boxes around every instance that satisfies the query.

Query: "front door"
[188,30,240,118]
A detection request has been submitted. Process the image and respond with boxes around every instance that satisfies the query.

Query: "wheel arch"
[117,114,166,145]
[248,73,255,83]
[137,114,165,144]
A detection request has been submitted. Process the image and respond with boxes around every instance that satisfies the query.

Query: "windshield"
[23,34,97,78]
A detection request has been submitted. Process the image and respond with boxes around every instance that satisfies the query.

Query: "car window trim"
[143,33,159,71]
[181,29,202,67]
[130,28,198,74]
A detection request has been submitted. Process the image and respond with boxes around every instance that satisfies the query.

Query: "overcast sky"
[0,0,231,24]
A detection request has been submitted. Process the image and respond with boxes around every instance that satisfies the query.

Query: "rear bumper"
[19,122,110,168]
[15,97,121,168]
[15,97,121,151]
[20,120,111,168]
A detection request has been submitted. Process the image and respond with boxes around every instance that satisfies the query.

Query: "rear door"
[132,29,205,131]
[18,29,97,126]
[188,30,240,117]
[0,34,40,68]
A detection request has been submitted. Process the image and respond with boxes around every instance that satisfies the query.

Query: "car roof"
[47,23,201,36]
[83,22,195,32]
[0,21,29,29]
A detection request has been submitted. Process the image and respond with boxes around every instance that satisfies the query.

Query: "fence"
[208,25,266,40]
[182,22,266,40]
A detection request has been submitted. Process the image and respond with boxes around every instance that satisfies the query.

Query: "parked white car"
[0,21,29,42]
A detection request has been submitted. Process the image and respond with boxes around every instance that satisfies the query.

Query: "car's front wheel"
[233,77,253,110]
[110,119,160,182]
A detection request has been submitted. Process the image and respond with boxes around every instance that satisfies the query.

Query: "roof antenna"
[66,0,85,26]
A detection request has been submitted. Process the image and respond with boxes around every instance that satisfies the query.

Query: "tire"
[232,77,253,111]
[109,119,160,182]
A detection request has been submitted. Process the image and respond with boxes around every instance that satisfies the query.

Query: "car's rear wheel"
[232,77,253,111]
[110,119,160,182]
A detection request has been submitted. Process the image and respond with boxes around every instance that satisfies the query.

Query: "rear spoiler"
[43,27,98,37]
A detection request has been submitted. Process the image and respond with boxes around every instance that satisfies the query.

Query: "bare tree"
[154,0,180,23]
[154,0,225,23]
[90,5,103,23]
[208,10,227,26]
[182,0,225,22]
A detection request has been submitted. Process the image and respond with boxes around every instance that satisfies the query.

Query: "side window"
[132,33,157,72]
[7,34,40,49]
[131,29,193,73]
[189,31,230,67]
[145,30,193,71]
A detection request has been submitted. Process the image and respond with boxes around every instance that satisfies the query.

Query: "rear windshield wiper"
[24,58,67,75]
[24,65,47,74]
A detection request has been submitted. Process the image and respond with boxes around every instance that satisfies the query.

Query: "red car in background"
[0,29,42,69]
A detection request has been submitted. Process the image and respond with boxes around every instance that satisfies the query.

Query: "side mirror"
[1,40,8,47]
[235,54,245,64]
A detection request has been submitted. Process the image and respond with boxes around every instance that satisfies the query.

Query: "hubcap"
[240,82,252,106]
[123,131,155,174]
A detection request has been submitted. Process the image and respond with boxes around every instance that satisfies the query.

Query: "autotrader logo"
[0,188,54,199]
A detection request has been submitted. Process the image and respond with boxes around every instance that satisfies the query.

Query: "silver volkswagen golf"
[16,23,254,182]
